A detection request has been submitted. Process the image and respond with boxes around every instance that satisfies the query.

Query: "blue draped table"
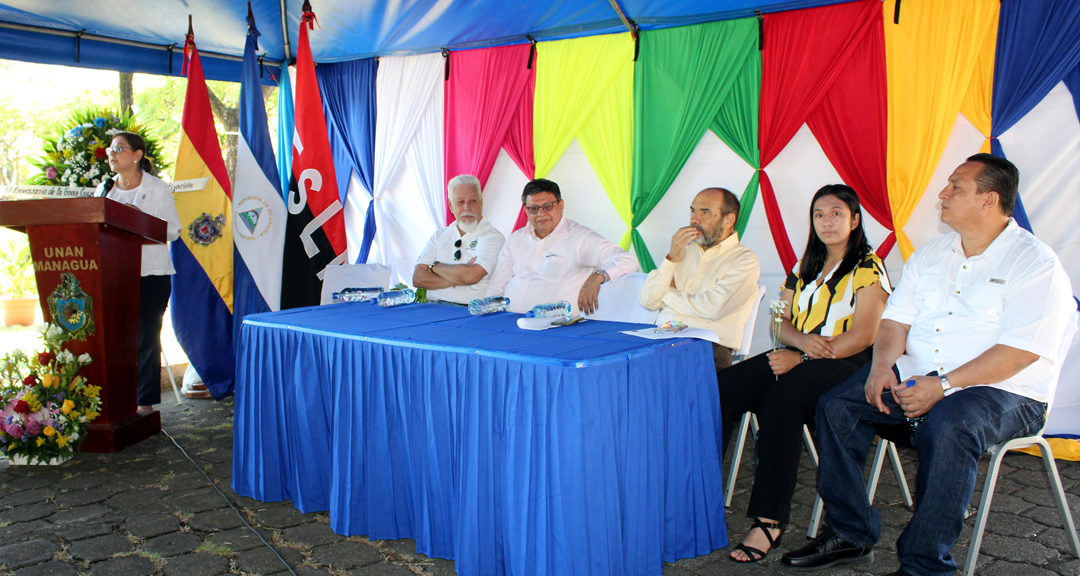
[232,303,727,576]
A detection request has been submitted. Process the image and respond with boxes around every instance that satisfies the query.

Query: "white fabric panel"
[343,171,369,264]
[406,81,446,233]
[481,148,531,239]
[1001,82,1080,436]
[549,138,627,245]
[1000,82,1080,294]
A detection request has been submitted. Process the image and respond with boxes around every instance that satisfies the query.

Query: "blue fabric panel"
[233,304,728,575]
[992,0,1080,135]
[316,58,379,263]
[989,139,1032,232]
[276,63,295,198]
[1065,64,1080,130]
[0,1,850,66]
[0,26,273,84]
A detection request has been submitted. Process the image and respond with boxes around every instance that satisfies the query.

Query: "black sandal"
[729,518,783,563]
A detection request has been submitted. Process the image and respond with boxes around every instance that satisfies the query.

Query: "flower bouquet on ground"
[26,107,168,188]
[0,324,101,464]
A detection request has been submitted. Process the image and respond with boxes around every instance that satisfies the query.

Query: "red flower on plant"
[95,147,107,160]
[37,351,55,366]
[22,375,36,387]
[13,400,30,414]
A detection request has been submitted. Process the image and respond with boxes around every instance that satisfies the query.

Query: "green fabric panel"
[631,18,758,271]
[734,170,760,239]
[709,48,761,169]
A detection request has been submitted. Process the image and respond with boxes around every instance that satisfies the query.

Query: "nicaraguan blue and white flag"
[233,9,286,324]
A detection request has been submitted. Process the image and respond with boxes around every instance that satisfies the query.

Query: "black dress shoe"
[780,526,874,572]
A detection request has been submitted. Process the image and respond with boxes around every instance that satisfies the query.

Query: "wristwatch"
[800,352,810,363]
[594,269,608,283]
[938,372,952,393]
[428,261,438,273]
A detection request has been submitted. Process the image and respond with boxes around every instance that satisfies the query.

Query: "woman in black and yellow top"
[721,184,891,563]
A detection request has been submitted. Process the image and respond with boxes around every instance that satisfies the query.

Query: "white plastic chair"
[585,272,658,324]
[733,284,767,362]
[960,310,1078,576]
[319,263,393,305]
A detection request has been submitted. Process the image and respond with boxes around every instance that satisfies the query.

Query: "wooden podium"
[0,197,165,452]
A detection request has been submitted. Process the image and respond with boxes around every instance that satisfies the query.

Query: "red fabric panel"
[758,0,882,270]
[806,6,895,258]
[503,71,536,231]
[759,170,798,269]
[443,44,535,224]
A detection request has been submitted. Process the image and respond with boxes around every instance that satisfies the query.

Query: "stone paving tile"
[0,502,56,524]
[186,507,244,533]
[310,540,384,570]
[53,488,110,508]
[48,503,112,525]
[352,563,421,576]
[142,531,203,557]
[232,545,306,574]
[281,522,346,548]
[160,552,231,576]
[54,521,112,542]
[0,488,55,507]
[207,526,275,552]
[68,533,134,562]
[122,512,182,539]
[0,520,53,543]
[13,559,79,576]
[0,539,59,570]
[87,554,157,575]
[253,505,319,529]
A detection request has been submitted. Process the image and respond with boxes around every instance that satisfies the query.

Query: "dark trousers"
[138,275,172,406]
[718,347,872,523]
[817,364,1046,575]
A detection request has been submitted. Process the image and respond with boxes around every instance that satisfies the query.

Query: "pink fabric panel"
[443,44,535,224]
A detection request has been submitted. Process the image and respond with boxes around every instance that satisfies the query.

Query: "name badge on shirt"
[987,278,1007,286]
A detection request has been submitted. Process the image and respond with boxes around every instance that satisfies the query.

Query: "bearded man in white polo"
[412,174,505,304]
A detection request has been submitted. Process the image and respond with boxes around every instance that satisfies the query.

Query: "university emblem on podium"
[47,272,95,339]
[188,213,226,246]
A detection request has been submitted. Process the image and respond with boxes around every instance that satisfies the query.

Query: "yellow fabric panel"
[578,56,635,249]
[959,8,999,154]
[173,131,234,312]
[884,0,1000,258]
[533,33,635,179]
[1014,438,1080,461]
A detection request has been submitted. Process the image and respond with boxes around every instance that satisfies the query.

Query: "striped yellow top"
[784,251,891,337]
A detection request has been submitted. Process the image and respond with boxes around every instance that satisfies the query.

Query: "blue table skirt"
[232,303,728,576]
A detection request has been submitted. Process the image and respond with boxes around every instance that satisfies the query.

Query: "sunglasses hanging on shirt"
[454,239,462,261]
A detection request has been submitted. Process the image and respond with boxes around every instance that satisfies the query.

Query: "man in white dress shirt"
[783,154,1076,576]
[486,178,639,316]
[639,187,759,371]
[413,174,505,304]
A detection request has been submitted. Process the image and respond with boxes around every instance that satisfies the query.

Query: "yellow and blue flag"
[170,24,235,398]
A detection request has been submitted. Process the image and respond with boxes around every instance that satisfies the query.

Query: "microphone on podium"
[97,177,115,198]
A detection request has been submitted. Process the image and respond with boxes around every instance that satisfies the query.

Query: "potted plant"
[0,236,38,326]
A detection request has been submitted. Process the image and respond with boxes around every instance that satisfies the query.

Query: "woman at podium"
[96,132,181,416]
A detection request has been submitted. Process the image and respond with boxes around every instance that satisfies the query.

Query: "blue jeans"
[815,363,1046,576]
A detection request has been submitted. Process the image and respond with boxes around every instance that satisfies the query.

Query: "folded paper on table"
[621,326,720,344]
[517,317,560,330]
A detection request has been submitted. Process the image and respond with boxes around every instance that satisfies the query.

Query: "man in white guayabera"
[486,178,638,316]
[412,174,505,305]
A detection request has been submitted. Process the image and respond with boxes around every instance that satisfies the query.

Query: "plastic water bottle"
[376,289,416,307]
[333,287,383,303]
[468,296,510,316]
[525,301,572,319]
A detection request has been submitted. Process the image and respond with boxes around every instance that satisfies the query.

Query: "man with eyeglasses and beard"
[413,174,505,305]
[486,178,638,316]
[638,187,759,370]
